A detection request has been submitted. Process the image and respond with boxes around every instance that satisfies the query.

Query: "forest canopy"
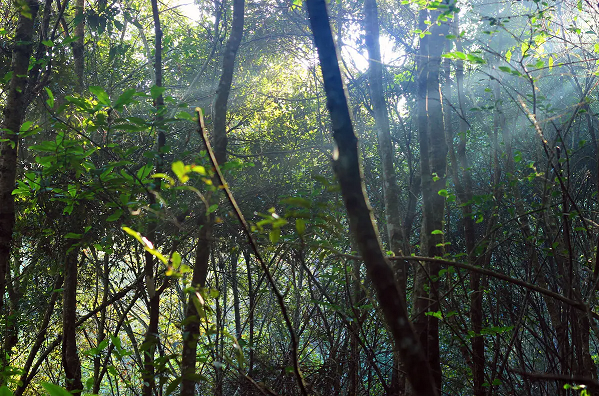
[0,0,598,395]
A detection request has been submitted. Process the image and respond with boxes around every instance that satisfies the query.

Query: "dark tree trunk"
[71,0,85,91]
[363,0,408,393]
[93,253,110,394]
[245,250,255,377]
[410,6,448,394]
[231,250,242,339]
[212,0,245,166]
[445,17,485,395]
[62,244,83,392]
[141,1,166,394]
[305,1,438,395]
[0,0,40,320]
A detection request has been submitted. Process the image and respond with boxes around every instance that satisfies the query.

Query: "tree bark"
[93,252,110,394]
[446,17,485,395]
[212,0,245,166]
[141,1,166,394]
[62,243,84,392]
[244,250,255,377]
[0,0,40,321]
[411,6,448,394]
[71,0,85,91]
[305,1,438,395]
[363,0,408,392]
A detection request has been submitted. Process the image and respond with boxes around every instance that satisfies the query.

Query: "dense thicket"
[1,0,598,395]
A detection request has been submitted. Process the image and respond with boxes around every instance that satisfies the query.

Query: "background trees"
[1,0,599,395]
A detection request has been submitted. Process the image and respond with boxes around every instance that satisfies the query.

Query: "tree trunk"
[62,240,83,392]
[212,0,245,166]
[305,1,438,395]
[411,6,448,394]
[61,0,87,386]
[93,252,110,394]
[71,0,85,91]
[244,250,255,377]
[141,1,166,394]
[363,0,408,392]
[0,0,40,321]
[0,257,21,386]
[447,18,485,395]
[348,254,364,395]
[231,250,242,339]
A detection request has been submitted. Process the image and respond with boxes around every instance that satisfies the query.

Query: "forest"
[1,0,598,394]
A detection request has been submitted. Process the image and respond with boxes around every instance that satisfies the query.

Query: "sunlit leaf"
[89,86,110,105]
[41,383,72,396]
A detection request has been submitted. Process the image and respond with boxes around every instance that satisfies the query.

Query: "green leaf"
[89,86,110,105]
[113,88,137,110]
[281,197,311,208]
[452,51,466,59]
[107,209,123,222]
[296,218,306,236]
[269,228,281,243]
[208,204,218,214]
[431,230,443,235]
[136,163,153,180]
[437,189,448,197]
[41,39,54,47]
[466,53,486,64]
[425,310,443,319]
[41,383,72,396]
[0,385,14,396]
[61,36,79,45]
[172,161,188,183]
[165,377,182,396]
[64,232,82,239]
[85,377,94,391]
[191,165,206,175]
[98,339,109,351]
[176,111,194,121]
[66,96,91,111]
[44,87,55,107]
[151,85,166,100]
[514,151,522,162]
[171,251,181,268]
[20,121,34,132]
[29,141,55,152]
